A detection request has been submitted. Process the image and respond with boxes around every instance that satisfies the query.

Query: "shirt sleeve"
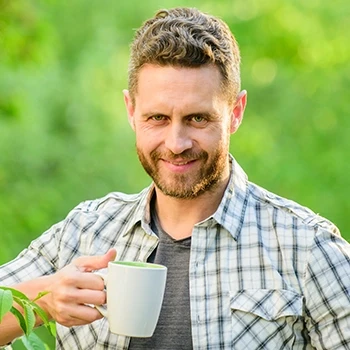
[0,196,106,286]
[0,219,66,286]
[304,226,350,349]
[0,220,67,348]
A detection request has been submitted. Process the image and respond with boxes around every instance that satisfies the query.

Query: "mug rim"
[109,261,166,269]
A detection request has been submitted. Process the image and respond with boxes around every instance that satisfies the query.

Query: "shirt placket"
[189,224,208,349]
[190,222,235,349]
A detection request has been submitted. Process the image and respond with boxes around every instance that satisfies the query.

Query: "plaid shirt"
[1,156,350,349]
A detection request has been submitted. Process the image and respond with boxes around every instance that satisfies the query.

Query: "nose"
[164,123,193,155]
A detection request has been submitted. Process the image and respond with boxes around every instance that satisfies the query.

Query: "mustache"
[150,149,208,162]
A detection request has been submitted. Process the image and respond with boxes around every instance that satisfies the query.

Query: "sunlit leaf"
[47,321,56,337]
[32,303,49,326]
[32,291,50,302]
[0,286,29,301]
[13,295,26,309]
[10,306,27,334]
[0,288,13,321]
[21,332,48,350]
[24,303,36,335]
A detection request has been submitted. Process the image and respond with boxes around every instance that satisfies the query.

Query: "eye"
[190,114,209,126]
[152,115,166,122]
[192,115,205,123]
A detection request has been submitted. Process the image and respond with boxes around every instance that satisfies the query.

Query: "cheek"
[201,126,230,147]
[135,128,163,152]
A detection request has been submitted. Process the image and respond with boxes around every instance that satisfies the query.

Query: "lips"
[168,160,192,166]
[163,158,195,166]
[159,158,197,174]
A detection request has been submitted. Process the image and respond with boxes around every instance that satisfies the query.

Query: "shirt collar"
[123,154,249,240]
[211,154,249,240]
[121,184,156,237]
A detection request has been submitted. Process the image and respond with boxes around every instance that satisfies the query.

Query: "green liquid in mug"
[111,261,165,269]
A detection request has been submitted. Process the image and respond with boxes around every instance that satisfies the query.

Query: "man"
[1,7,349,350]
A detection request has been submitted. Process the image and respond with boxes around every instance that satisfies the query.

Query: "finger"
[56,304,103,327]
[105,248,117,263]
[73,289,106,306]
[69,304,103,323]
[73,272,106,291]
[54,268,105,291]
[74,248,117,272]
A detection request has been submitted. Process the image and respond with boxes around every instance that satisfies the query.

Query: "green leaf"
[0,287,30,301]
[0,288,13,322]
[32,291,50,302]
[47,321,56,337]
[21,332,48,350]
[10,306,27,334]
[23,303,36,335]
[1,286,52,337]
[13,295,26,309]
[32,303,49,326]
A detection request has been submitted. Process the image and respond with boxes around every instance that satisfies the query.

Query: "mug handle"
[93,271,108,318]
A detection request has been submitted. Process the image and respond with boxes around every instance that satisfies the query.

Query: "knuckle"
[54,311,69,325]
[55,288,74,303]
[97,292,106,305]
[91,274,105,290]
[96,278,105,290]
[61,272,78,285]
[54,304,67,318]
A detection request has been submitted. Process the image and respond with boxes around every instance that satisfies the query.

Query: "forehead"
[134,64,225,113]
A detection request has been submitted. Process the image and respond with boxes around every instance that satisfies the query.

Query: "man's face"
[124,64,244,199]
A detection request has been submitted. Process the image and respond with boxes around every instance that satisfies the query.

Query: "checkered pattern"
[1,155,350,349]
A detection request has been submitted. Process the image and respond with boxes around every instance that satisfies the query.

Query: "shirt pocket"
[230,288,303,321]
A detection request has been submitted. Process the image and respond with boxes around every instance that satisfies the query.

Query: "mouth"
[161,158,197,173]
[167,160,193,166]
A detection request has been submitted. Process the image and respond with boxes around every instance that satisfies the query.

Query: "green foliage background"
[0,0,349,347]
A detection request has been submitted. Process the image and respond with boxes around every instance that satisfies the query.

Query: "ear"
[123,89,135,131]
[230,90,247,134]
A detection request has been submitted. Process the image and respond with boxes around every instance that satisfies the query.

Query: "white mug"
[95,261,167,337]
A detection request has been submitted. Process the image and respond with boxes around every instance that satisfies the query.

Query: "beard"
[136,145,228,199]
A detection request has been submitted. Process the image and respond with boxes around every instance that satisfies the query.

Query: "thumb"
[74,248,117,272]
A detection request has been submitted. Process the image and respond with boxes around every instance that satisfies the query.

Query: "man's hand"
[0,249,117,346]
[38,248,116,327]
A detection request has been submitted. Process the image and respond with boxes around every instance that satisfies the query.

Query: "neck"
[153,174,229,240]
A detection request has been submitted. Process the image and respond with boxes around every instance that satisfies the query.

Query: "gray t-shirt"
[129,205,192,349]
